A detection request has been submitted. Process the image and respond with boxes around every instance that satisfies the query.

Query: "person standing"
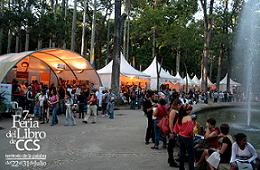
[78,90,86,119]
[174,105,194,170]
[167,99,181,167]
[151,98,168,150]
[49,88,59,126]
[101,90,108,116]
[83,91,97,124]
[25,86,34,114]
[64,92,76,126]
[58,86,65,115]
[39,90,49,124]
[143,91,155,145]
[106,89,115,119]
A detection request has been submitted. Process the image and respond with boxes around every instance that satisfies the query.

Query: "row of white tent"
[97,53,240,91]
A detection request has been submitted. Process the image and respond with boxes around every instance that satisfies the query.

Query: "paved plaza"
[0,109,178,170]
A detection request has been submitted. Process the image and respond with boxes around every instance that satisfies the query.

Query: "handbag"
[206,151,220,169]
[157,116,169,134]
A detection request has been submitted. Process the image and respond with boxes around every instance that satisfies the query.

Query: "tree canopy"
[0,0,244,83]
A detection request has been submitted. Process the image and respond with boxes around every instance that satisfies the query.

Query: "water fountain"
[233,0,260,128]
[197,0,260,149]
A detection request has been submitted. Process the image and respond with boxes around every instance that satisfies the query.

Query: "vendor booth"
[0,49,101,87]
[183,74,196,91]
[164,81,181,92]
[219,74,241,93]
[97,53,150,89]
[143,57,180,90]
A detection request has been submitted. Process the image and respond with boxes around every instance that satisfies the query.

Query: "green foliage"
[0,0,244,82]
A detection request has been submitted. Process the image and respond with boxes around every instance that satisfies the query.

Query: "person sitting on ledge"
[195,123,233,169]
[230,133,257,170]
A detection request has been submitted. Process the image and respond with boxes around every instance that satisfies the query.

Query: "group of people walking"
[143,90,258,170]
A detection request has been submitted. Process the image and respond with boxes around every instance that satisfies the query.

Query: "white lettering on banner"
[5,115,47,168]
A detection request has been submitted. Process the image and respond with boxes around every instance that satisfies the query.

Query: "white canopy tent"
[192,75,201,85]
[219,74,241,92]
[199,77,214,87]
[0,49,101,86]
[183,74,196,86]
[97,53,150,89]
[207,77,213,86]
[142,57,179,90]
[175,72,185,84]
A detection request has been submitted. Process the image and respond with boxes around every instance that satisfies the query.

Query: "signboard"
[0,84,12,104]
[16,71,28,79]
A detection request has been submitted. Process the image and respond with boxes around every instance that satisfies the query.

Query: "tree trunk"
[0,0,3,54]
[0,28,3,54]
[106,21,110,64]
[96,41,102,69]
[226,48,231,92]
[152,27,160,90]
[126,18,130,61]
[90,0,97,67]
[81,0,87,56]
[7,29,11,53]
[123,0,130,59]
[62,0,68,49]
[176,42,181,73]
[15,35,19,53]
[70,0,77,51]
[200,0,214,92]
[209,57,213,81]
[25,29,30,51]
[37,38,42,50]
[184,63,188,93]
[156,56,163,91]
[224,0,231,93]
[132,56,135,67]
[111,0,122,97]
[49,38,52,48]
[123,20,127,57]
[216,44,223,91]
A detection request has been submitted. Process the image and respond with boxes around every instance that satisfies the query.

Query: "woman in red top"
[151,98,168,149]
[174,104,194,170]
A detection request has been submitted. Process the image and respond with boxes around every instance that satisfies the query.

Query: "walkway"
[0,109,177,170]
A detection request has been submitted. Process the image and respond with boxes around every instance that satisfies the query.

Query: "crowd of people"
[10,79,258,169]
[142,90,258,170]
[11,79,116,126]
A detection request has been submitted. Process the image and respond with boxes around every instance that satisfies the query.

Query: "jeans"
[33,105,41,117]
[59,99,65,114]
[51,105,58,125]
[145,112,154,143]
[107,102,114,119]
[130,99,136,110]
[178,136,194,170]
[168,135,176,162]
[154,119,160,147]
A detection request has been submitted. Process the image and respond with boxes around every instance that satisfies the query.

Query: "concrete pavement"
[0,109,178,170]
